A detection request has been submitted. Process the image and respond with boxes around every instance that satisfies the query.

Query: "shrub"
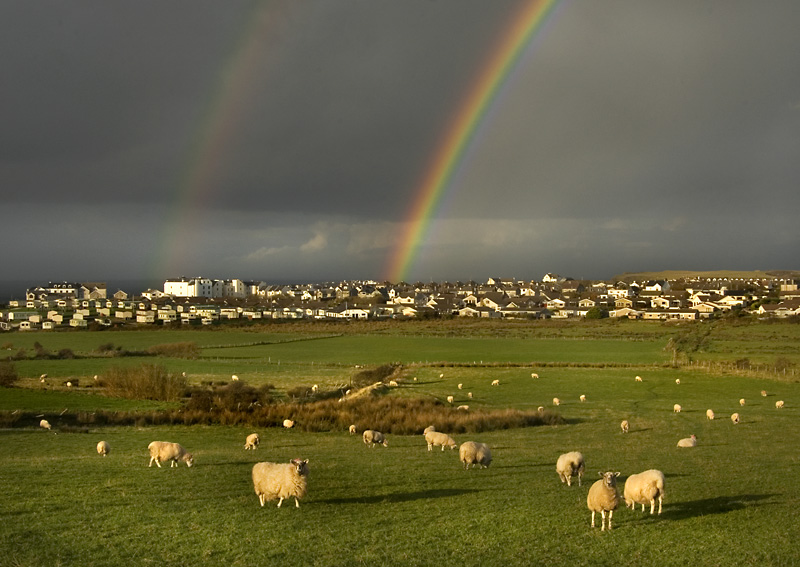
[351,363,400,388]
[102,364,187,401]
[146,342,200,359]
[0,360,17,387]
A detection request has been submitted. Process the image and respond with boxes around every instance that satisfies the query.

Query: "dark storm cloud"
[1,0,799,283]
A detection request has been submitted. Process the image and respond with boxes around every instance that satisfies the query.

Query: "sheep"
[388,380,398,387]
[556,451,585,487]
[467,392,473,399]
[531,373,539,379]
[348,424,357,435]
[311,384,318,392]
[457,383,463,390]
[706,409,715,420]
[283,419,295,429]
[446,395,454,404]
[439,373,444,379]
[39,419,51,430]
[677,434,697,448]
[252,458,309,508]
[66,381,73,388]
[459,441,492,470]
[537,406,544,412]
[553,398,560,406]
[244,433,260,450]
[425,431,457,451]
[491,379,500,386]
[776,400,785,409]
[731,413,740,425]
[587,471,621,531]
[423,425,436,434]
[579,394,586,402]
[635,376,642,382]
[761,390,767,397]
[96,440,110,457]
[362,430,388,448]
[623,469,665,515]
[232,374,239,381]
[40,373,47,379]
[739,398,746,407]
[456,405,470,411]
[147,441,194,468]
[673,404,682,413]
[621,420,629,433]
[675,378,680,385]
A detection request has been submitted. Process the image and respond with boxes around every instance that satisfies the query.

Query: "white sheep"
[232,374,239,381]
[457,383,463,390]
[677,434,697,448]
[283,419,295,429]
[621,420,629,433]
[579,394,586,403]
[446,395,454,404]
[553,398,560,406]
[675,378,680,385]
[95,441,110,457]
[556,451,585,487]
[349,424,357,435]
[491,379,500,386]
[761,390,767,397]
[467,392,473,399]
[40,373,47,379]
[439,373,444,378]
[311,384,318,392]
[39,419,51,430]
[623,469,665,515]
[147,441,194,467]
[776,400,785,409]
[739,398,746,407]
[673,404,682,413]
[362,430,388,448]
[66,382,72,388]
[587,471,621,531]
[731,413,740,425]
[456,405,469,411]
[424,431,457,451]
[388,380,398,387]
[635,376,642,382]
[252,458,309,508]
[244,433,260,450]
[459,441,492,469]
[537,406,544,412]
[706,409,715,420]
[531,373,539,379]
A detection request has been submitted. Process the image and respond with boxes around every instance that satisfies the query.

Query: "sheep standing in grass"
[677,434,697,448]
[579,395,586,403]
[388,380,398,387]
[531,373,539,379]
[39,419,51,430]
[491,380,500,386]
[624,469,665,515]
[553,398,560,406]
[96,441,110,457]
[673,404,682,413]
[468,392,473,399]
[761,390,767,397]
[363,430,388,448]
[446,395,454,404]
[349,424,357,435]
[739,398,746,407]
[706,409,715,420]
[587,471,620,531]
[556,451,585,487]
[425,431,457,451]
[283,419,295,429]
[457,383,463,390]
[635,376,642,382]
[311,384,318,393]
[148,441,194,468]
[459,442,492,470]
[456,405,469,411]
[621,420,629,433]
[232,374,239,381]
[731,413,740,425]
[537,406,544,412]
[675,379,680,385]
[776,400,785,409]
[244,433,260,450]
[252,458,309,508]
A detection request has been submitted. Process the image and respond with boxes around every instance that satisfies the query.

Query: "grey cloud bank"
[2,0,798,284]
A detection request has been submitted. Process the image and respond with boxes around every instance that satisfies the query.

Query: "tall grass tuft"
[146,342,200,359]
[102,364,187,401]
[0,360,17,387]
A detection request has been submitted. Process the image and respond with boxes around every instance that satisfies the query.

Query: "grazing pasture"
[1,320,799,565]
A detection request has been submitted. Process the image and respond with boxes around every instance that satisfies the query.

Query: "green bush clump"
[146,342,200,359]
[0,360,18,387]
[102,364,187,401]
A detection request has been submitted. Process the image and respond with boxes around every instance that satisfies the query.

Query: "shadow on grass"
[317,488,480,505]
[666,493,777,520]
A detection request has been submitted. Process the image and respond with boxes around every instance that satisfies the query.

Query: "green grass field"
[1,320,799,566]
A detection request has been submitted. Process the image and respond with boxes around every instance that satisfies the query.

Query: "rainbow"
[149,5,274,280]
[384,0,560,283]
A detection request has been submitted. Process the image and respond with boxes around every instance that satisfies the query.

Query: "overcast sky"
[2,0,799,287]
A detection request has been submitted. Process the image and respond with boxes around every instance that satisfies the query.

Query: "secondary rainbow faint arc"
[384,0,560,283]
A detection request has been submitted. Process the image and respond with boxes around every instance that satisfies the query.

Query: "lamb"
[446,395,454,404]
[556,451,585,487]
[362,430,388,448]
[252,458,309,508]
[97,440,110,457]
[673,404,682,413]
[731,413,740,425]
[424,431,457,451]
[491,379,500,386]
[635,376,642,382]
[587,471,620,531]
[349,424,357,435]
[459,441,492,469]
[623,469,665,515]
[739,398,746,407]
[244,433,260,450]
[537,406,544,412]
[39,419,51,430]
[776,400,785,409]
[579,394,586,402]
[677,434,697,448]
[706,409,715,420]
[311,384,318,392]
[553,398,560,406]
[621,420,629,433]
[439,373,444,379]
[283,419,295,429]
[147,441,194,467]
